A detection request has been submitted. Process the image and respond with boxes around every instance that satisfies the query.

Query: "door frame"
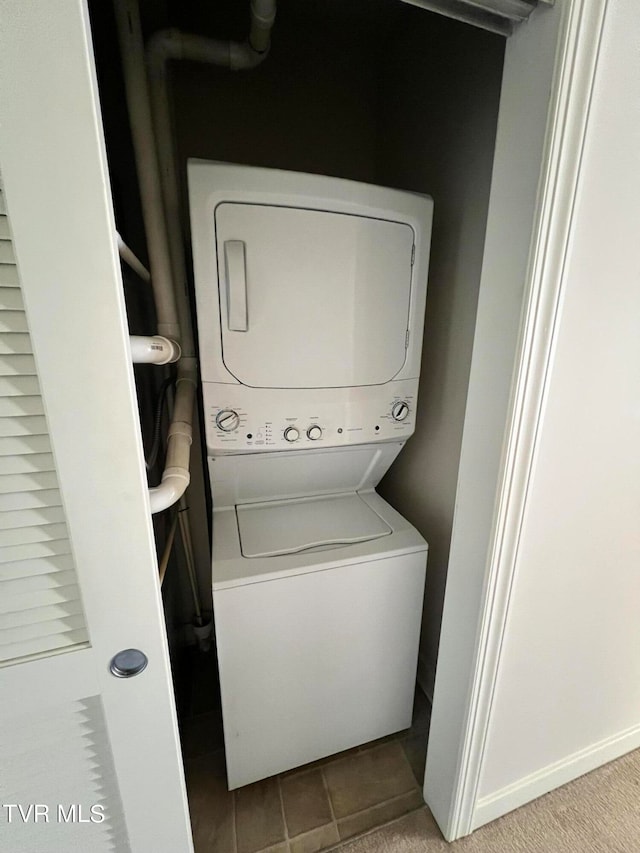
[424,0,609,841]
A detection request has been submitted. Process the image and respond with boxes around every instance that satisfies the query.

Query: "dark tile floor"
[180,662,431,853]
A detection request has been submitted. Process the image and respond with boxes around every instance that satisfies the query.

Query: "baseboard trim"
[472,722,640,830]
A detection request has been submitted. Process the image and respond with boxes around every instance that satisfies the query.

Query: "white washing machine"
[188,162,433,789]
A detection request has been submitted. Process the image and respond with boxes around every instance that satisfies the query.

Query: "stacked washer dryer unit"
[188,162,433,789]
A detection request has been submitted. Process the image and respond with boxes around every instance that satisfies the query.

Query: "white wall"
[376,14,504,697]
[475,0,640,818]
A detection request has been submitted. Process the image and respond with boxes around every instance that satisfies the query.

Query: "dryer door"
[215,203,415,388]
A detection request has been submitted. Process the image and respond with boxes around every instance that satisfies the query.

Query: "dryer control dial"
[284,427,300,442]
[307,425,323,440]
[215,409,240,432]
[391,401,410,422]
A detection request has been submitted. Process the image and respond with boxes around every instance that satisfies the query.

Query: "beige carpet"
[330,747,640,852]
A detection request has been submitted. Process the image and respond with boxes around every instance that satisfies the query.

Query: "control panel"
[202,379,419,455]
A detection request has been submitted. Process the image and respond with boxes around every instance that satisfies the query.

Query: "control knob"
[284,427,300,442]
[307,425,323,440]
[391,401,410,422]
[215,409,240,432]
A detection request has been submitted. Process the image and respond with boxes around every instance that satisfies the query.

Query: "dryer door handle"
[224,240,248,332]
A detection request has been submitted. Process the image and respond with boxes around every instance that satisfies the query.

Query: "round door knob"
[391,401,410,422]
[284,427,300,442]
[215,409,240,432]
[307,425,322,440]
[109,649,148,678]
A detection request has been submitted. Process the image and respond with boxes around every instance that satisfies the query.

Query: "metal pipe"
[177,496,202,624]
[158,510,179,585]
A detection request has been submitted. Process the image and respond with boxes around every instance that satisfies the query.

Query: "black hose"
[145,374,175,471]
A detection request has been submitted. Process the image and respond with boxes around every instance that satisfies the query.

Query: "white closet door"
[0,3,193,852]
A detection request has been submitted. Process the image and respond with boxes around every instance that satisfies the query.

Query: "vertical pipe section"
[177,495,202,623]
[249,0,278,52]
[114,0,181,343]
[114,0,196,515]
[146,31,197,360]
[158,510,179,584]
[148,372,196,514]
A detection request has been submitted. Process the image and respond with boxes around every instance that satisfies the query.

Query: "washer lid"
[215,203,414,388]
[236,492,392,558]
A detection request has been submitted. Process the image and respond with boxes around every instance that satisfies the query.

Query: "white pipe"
[116,0,276,520]
[148,371,195,514]
[147,29,230,67]
[117,231,150,282]
[129,334,181,365]
[146,31,202,364]
[249,0,277,53]
[145,12,277,367]
[114,0,197,516]
[114,1,181,342]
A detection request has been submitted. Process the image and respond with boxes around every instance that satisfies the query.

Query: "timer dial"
[391,401,410,422]
[284,427,300,442]
[307,425,323,440]
[215,409,240,432]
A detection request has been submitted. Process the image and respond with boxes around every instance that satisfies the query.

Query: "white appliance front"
[214,202,414,389]
[208,442,406,508]
[211,491,428,789]
[188,161,433,456]
[236,492,392,557]
[200,379,419,456]
[187,162,433,790]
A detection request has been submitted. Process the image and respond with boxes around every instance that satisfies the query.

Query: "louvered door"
[1,186,90,664]
[0,3,193,852]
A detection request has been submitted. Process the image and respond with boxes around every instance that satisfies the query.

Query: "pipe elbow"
[146,28,184,75]
[149,469,191,514]
[229,40,269,70]
[146,19,274,72]
[153,31,231,68]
